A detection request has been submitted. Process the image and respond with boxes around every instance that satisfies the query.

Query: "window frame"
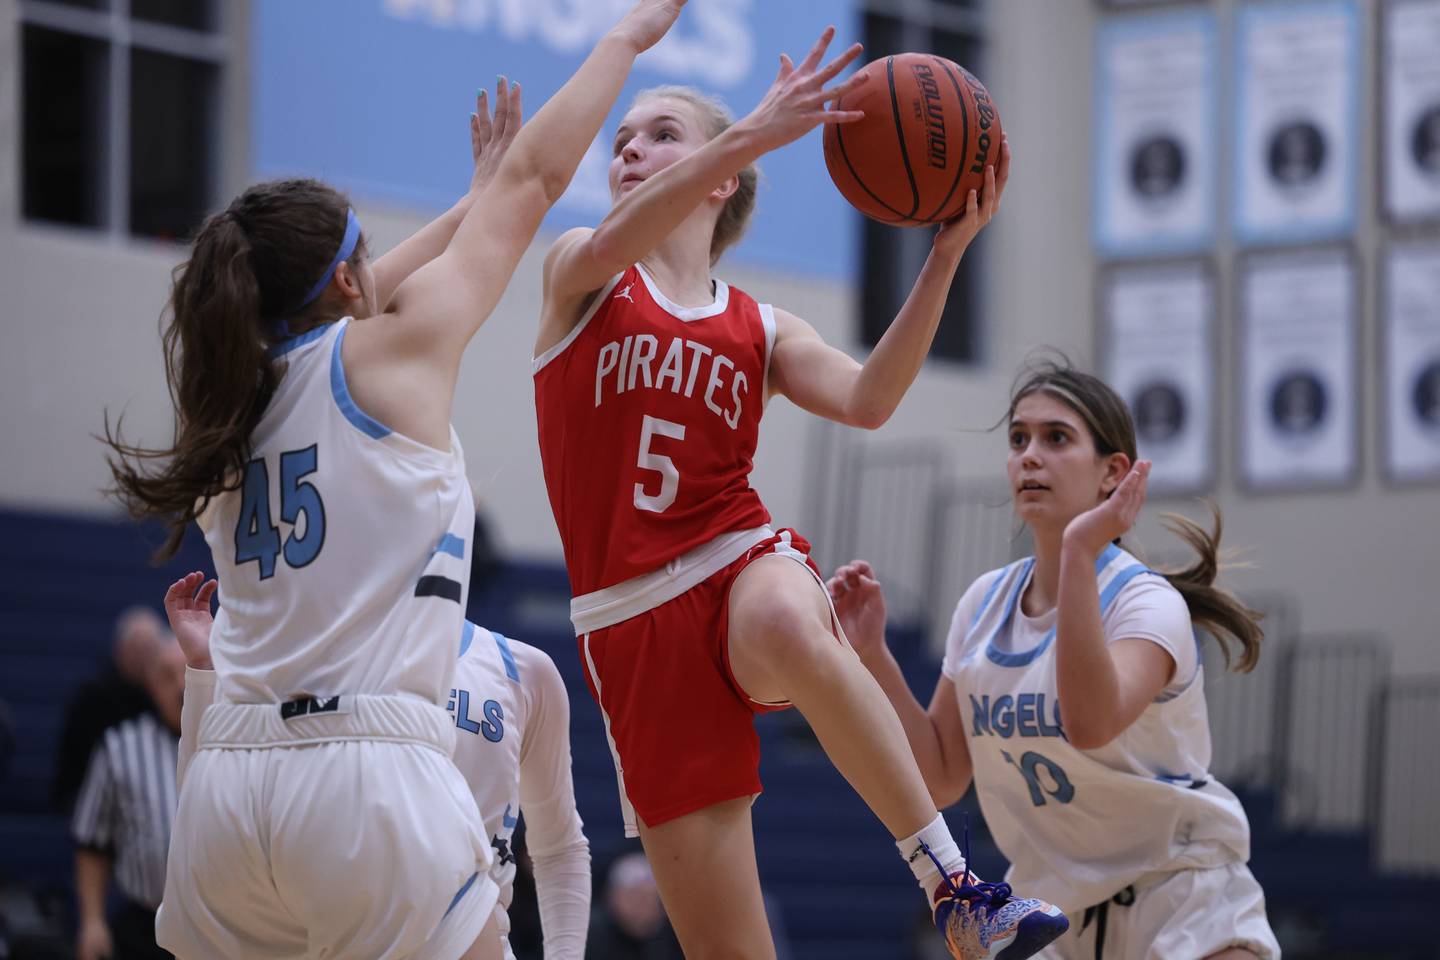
[853,0,990,367]
[18,0,230,240]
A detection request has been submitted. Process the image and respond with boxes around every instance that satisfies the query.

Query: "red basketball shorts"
[577,529,835,836]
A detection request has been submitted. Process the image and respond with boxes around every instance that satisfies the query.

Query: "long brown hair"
[1009,360,1263,673]
[103,178,367,560]
[633,86,759,265]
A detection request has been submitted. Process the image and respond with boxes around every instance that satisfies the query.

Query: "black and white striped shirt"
[71,712,178,909]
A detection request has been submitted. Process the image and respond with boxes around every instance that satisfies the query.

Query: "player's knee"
[734,592,831,669]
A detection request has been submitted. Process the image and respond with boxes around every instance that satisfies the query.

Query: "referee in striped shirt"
[72,637,186,960]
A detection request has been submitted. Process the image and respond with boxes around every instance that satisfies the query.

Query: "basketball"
[824,53,1003,225]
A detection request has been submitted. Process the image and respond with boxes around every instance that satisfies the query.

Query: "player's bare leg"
[727,555,1068,960]
[727,555,936,839]
[637,797,778,960]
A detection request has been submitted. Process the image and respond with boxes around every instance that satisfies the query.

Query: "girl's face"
[1006,391,1129,533]
[609,98,708,202]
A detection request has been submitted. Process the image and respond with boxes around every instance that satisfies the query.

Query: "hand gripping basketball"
[932,135,1010,260]
[824,53,1005,226]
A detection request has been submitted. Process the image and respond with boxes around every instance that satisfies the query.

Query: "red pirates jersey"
[533,264,775,597]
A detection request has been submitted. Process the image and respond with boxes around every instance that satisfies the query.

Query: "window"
[19,0,225,241]
[856,0,989,364]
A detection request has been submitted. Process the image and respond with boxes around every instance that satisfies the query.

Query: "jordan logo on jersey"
[614,284,635,303]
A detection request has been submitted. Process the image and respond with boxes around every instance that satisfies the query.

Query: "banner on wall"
[252,0,858,278]
[1239,248,1358,491]
[1234,0,1360,245]
[1384,240,1440,483]
[1383,0,1440,222]
[1101,261,1215,494]
[1093,11,1217,257]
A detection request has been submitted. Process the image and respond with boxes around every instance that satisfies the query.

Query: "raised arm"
[543,27,866,308]
[340,1,686,447]
[370,80,523,312]
[1053,461,1176,750]
[514,644,590,960]
[828,562,974,808]
[769,140,1009,429]
[354,1,684,363]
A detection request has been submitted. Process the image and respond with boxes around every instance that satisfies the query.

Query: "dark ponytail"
[1155,505,1263,673]
[103,178,364,560]
[1009,359,1265,673]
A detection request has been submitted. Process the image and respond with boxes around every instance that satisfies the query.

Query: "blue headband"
[295,208,362,310]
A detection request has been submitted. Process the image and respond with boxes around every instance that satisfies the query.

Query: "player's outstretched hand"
[165,571,217,671]
[737,26,866,155]
[614,0,687,54]
[1062,459,1151,557]
[933,135,1011,261]
[827,560,889,664]
[470,76,523,195]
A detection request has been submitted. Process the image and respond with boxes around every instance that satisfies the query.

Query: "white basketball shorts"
[1035,860,1280,960]
[156,694,497,959]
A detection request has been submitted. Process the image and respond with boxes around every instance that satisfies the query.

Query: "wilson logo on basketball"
[963,68,997,175]
[822,53,1003,225]
[911,63,948,170]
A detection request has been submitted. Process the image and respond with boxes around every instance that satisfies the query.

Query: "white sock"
[897,814,966,900]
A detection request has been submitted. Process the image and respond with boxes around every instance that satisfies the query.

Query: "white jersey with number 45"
[197,319,475,706]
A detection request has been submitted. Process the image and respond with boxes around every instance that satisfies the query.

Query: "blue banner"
[253,0,859,279]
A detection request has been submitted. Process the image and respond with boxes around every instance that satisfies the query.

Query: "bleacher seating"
[3,508,1439,959]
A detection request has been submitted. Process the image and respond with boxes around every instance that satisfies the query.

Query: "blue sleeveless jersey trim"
[268,322,331,359]
[983,544,1159,668]
[492,631,520,682]
[968,561,1019,632]
[984,562,1042,666]
[457,622,520,682]
[1098,563,1154,610]
[330,321,392,439]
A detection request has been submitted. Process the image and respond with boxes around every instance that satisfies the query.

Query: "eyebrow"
[1009,419,1077,431]
[616,114,685,139]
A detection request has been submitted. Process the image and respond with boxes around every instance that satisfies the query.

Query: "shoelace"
[921,817,1015,916]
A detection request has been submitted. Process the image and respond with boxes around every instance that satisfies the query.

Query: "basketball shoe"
[931,865,1068,960]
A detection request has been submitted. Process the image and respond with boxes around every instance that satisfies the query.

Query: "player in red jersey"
[532,28,1065,960]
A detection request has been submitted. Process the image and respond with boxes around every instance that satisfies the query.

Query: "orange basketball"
[824,53,1002,225]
